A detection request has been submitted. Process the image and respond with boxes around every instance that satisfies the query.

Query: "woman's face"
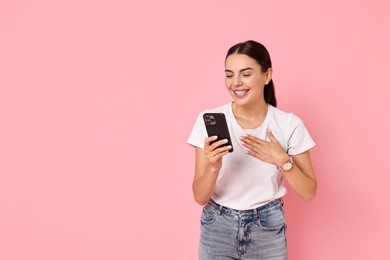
[225,53,272,106]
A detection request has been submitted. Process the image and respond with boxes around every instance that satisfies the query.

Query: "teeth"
[234,90,248,97]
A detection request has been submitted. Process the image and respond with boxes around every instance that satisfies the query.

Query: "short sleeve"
[187,112,208,149]
[287,116,316,155]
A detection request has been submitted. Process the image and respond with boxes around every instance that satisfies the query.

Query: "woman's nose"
[232,77,243,87]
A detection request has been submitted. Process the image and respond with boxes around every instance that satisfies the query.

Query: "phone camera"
[205,115,216,125]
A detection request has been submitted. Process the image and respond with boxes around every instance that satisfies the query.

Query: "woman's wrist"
[276,153,290,168]
[209,165,221,175]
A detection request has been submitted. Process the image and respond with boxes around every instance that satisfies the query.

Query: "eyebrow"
[224,67,254,73]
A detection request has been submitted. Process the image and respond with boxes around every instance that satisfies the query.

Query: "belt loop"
[253,208,258,219]
[218,205,223,215]
[280,197,284,206]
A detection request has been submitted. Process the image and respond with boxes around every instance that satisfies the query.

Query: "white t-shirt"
[187,102,315,210]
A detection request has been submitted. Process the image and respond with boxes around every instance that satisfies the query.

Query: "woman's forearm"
[283,165,317,201]
[192,166,220,206]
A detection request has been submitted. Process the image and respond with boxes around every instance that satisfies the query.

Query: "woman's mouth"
[233,89,249,98]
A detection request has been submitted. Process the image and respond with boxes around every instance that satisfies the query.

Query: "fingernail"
[224,139,228,143]
[268,128,272,133]
[213,136,218,139]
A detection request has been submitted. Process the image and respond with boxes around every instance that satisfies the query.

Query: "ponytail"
[264,79,277,107]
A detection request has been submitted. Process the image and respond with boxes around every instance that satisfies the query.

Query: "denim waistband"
[207,198,284,217]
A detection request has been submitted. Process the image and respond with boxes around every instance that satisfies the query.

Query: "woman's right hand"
[203,136,231,171]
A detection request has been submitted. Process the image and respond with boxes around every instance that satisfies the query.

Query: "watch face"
[282,162,293,171]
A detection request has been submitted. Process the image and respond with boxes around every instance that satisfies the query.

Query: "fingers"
[208,148,230,163]
[240,134,264,151]
[246,150,259,159]
[204,136,231,159]
[241,134,266,145]
[266,129,279,143]
[204,135,218,147]
[204,136,229,151]
[240,134,273,159]
[241,131,286,165]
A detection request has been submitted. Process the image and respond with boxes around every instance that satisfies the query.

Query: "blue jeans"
[199,199,287,260]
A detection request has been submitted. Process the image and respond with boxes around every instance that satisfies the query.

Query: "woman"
[187,40,317,260]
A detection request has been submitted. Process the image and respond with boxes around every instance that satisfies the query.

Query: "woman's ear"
[265,68,273,85]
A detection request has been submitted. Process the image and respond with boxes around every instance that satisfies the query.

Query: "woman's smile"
[233,89,250,98]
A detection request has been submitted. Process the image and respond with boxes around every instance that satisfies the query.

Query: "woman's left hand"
[240,130,289,166]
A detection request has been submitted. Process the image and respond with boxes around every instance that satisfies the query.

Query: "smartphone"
[203,113,234,153]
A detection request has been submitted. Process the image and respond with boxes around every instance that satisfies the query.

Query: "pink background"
[1,0,389,259]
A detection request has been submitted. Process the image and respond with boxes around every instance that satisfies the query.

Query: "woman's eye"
[226,75,233,78]
[243,74,251,77]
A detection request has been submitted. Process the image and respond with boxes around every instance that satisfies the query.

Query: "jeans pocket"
[200,204,218,225]
[258,205,286,231]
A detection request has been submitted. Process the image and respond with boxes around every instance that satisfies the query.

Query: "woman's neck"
[232,101,268,129]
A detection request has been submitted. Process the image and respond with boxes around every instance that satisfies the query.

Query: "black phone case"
[203,113,234,153]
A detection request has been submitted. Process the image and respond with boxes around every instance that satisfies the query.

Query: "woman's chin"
[231,95,250,105]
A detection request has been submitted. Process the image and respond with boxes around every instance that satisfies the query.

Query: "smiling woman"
[225,40,277,108]
[187,40,317,260]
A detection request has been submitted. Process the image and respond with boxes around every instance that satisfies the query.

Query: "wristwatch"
[279,156,293,171]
